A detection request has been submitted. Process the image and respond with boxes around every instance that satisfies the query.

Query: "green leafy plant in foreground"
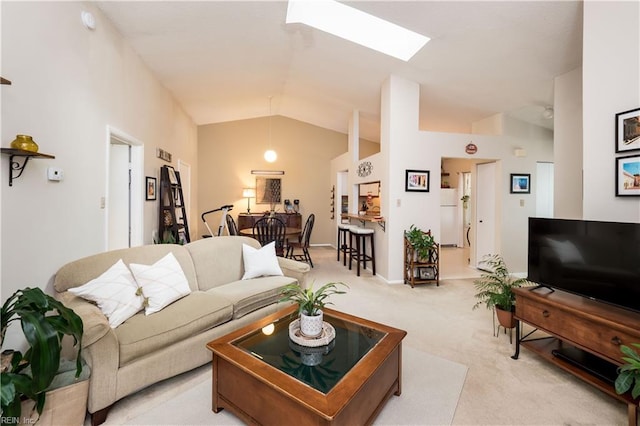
[1,287,83,421]
[615,343,640,399]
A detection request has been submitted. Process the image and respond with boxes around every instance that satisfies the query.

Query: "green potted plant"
[472,254,528,328]
[405,225,436,261]
[280,282,348,338]
[1,287,84,422]
[615,343,640,399]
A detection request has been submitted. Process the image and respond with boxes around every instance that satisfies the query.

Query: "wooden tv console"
[512,286,640,426]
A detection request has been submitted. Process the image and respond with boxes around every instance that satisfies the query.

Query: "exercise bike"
[201,204,234,238]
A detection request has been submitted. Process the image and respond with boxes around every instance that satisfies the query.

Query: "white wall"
[554,67,583,219]
[1,3,197,347]
[582,1,640,222]
[336,75,554,282]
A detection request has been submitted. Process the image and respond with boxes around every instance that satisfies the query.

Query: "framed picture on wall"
[615,154,640,196]
[405,170,430,192]
[145,177,156,201]
[510,173,530,194]
[615,107,640,153]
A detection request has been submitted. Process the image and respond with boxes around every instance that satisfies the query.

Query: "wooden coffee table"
[206,305,406,425]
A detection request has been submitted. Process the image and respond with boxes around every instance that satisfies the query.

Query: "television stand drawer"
[516,290,639,364]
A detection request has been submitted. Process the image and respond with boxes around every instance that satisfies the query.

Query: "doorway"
[106,127,143,250]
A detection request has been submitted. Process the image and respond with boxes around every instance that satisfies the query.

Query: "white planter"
[300,310,323,337]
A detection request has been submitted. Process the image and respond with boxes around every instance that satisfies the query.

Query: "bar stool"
[349,227,376,276]
[337,223,353,266]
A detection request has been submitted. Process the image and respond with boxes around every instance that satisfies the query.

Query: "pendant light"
[264,96,277,163]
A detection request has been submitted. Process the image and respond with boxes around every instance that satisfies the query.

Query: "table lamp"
[242,188,256,213]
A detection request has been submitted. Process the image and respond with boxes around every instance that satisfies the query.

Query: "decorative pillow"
[129,252,191,315]
[242,242,284,280]
[68,259,143,328]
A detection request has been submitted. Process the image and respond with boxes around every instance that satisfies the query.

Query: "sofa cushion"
[185,236,261,291]
[209,275,297,319]
[54,244,198,293]
[114,291,233,366]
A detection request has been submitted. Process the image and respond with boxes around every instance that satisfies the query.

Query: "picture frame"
[615,154,640,196]
[256,176,282,204]
[615,107,640,153]
[405,169,430,192]
[418,267,436,280]
[167,166,178,185]
[145,177,157,200]
[510,173,531,194]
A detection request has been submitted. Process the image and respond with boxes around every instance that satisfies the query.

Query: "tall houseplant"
[472,254,528,328]
[405,225,436,261]
[280,282,348,337]
[615,343,640,399]
[1,287,84,421]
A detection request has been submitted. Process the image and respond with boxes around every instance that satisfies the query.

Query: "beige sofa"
[53,236,310,425]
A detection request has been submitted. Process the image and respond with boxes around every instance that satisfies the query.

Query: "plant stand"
[493,308,515,344]
[403,235,439,288]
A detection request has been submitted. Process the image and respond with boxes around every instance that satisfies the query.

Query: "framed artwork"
[418,267,436,280]
[615,108,640,153]
[510,173,531,194]
[145,177,157,200]
[615,154,640,196]
[256,176,282,203]
[405,170,430,192]
[167,166,178,185]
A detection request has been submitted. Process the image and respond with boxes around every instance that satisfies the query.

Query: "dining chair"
[252,217,286,256]
[286,213,315,267]
[226,215,239,236]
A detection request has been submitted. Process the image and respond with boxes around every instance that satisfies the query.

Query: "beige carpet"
[112,345,467,426]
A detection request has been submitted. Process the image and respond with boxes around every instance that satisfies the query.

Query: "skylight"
[286,0,430,62]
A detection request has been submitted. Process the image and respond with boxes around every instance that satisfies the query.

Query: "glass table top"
[234,312,386,394]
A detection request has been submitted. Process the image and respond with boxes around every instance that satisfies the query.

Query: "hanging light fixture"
[264,96,277,163]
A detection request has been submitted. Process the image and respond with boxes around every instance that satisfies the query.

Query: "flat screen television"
[527,217,640,314]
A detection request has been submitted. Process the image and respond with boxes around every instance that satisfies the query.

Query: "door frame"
[105,126,144,250]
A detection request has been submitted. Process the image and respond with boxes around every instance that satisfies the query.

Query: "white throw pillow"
[68,259,143,328]
[242,242,284,280]
[129,252,192,315]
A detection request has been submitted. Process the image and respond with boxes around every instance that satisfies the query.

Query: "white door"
[106,127,144,250]
[108,142,130,250]
[475,162,497,268]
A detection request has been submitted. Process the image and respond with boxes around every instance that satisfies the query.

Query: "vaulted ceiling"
[96,1,583,141]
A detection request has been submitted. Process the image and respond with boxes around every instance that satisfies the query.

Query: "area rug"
[112,346,467,426]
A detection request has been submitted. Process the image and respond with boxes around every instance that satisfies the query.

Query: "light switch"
[520,199,525,207]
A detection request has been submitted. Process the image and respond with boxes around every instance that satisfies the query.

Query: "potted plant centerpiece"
[1,287,84,423]
[615,343,640,400]
[280,282,348,338]
[405,225,436,262]
[472,254,528,328]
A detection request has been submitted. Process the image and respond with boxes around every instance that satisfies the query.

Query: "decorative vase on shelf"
[10,134,39,153]
[300,310,324,338]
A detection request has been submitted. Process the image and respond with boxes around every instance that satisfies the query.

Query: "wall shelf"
[1,148,55,186]
[0,77,11,85]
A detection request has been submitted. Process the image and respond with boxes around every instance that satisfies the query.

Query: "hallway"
[439,246,481,280]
